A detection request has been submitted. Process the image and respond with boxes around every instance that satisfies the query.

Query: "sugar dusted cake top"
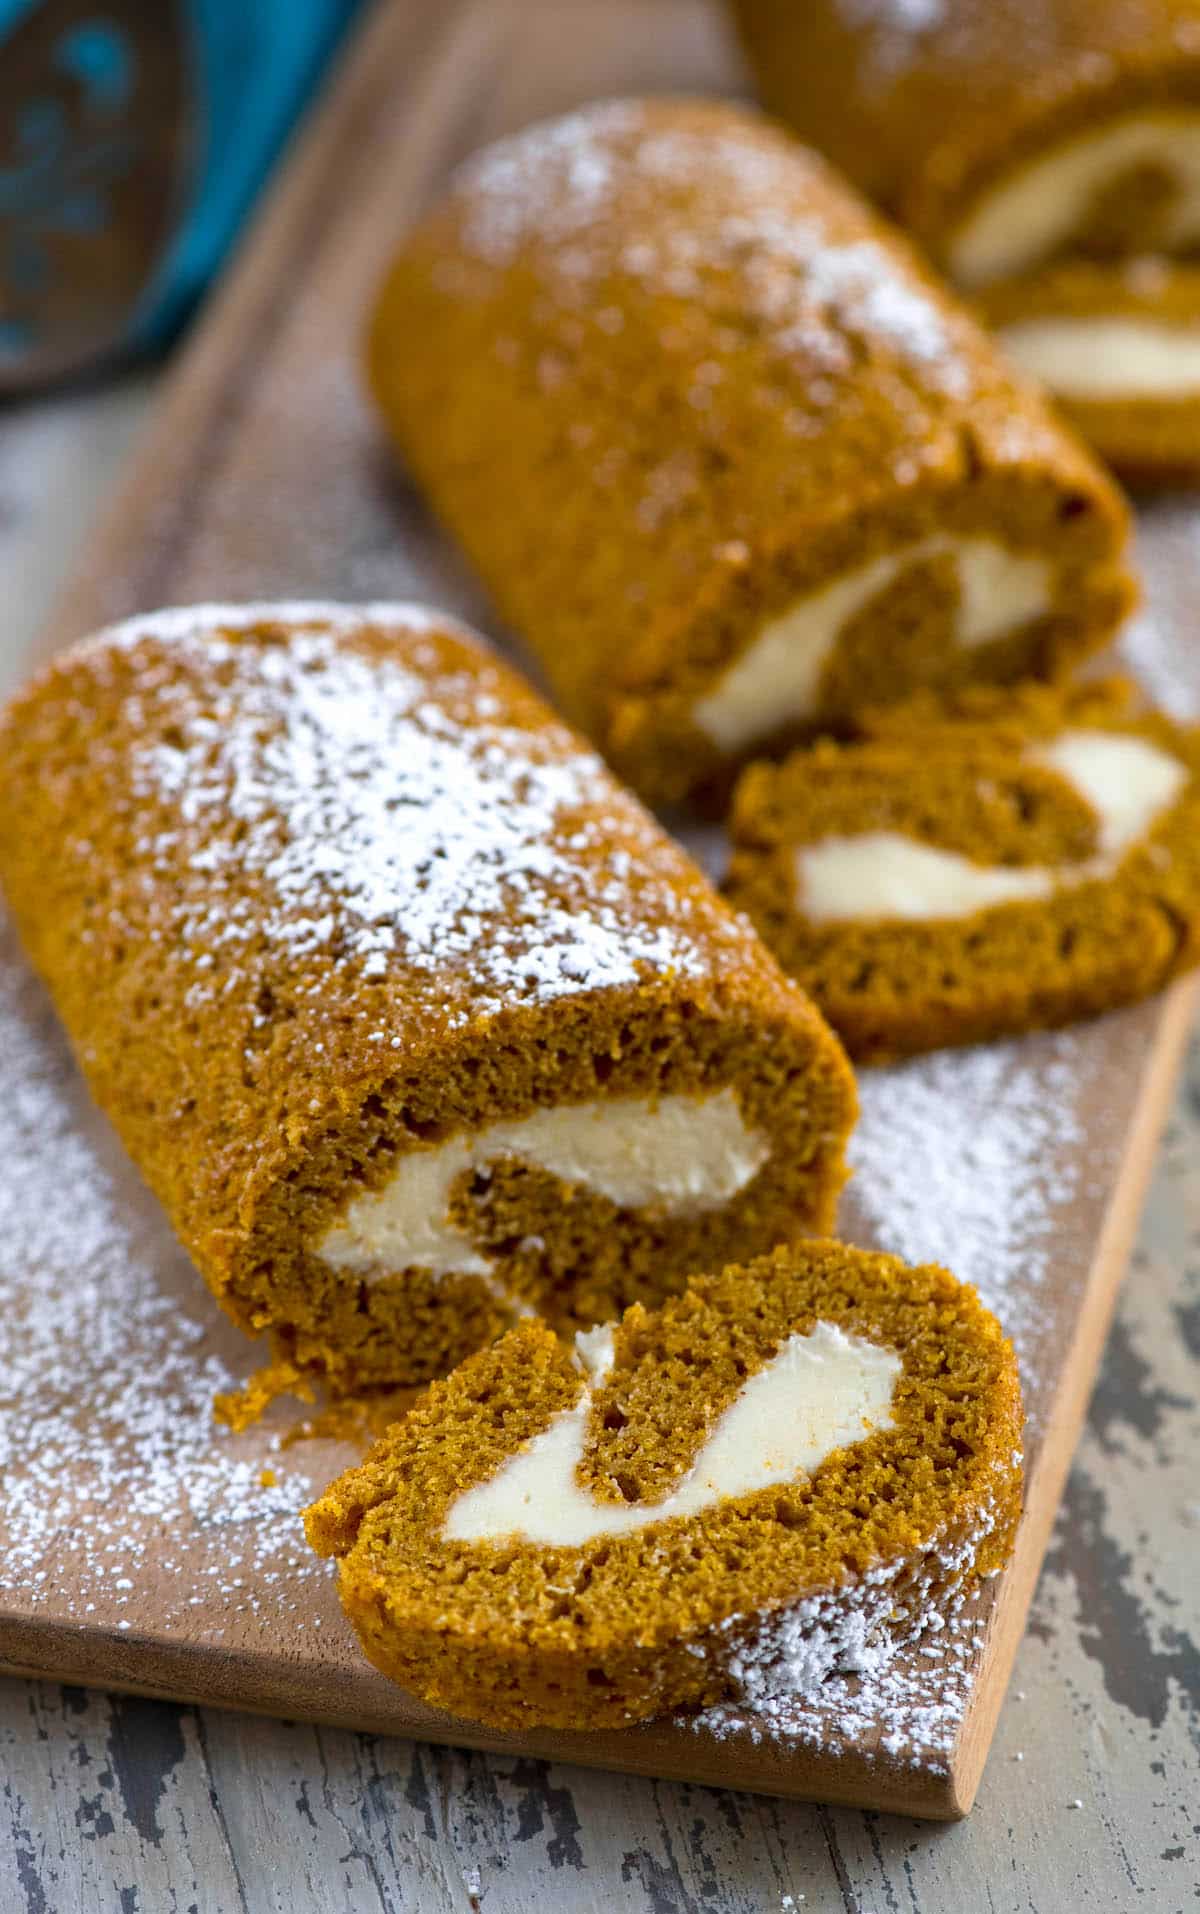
[444,96,984,404]
[53,602,764,1034]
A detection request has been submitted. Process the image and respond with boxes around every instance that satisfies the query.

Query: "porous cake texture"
[305,1243,1023,1733]
[728,0,1200,474]
[0,603,856,1393]
[368,97,1133,805]
[725,679,1200,1062]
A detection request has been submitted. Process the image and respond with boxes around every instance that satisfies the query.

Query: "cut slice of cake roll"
[981,262,1200,480]
[305,1242,1023,1733]
[368,97,1134,806]
[725,680,1200,1062]
[728,0,1200,475]
[0,603,855,1393]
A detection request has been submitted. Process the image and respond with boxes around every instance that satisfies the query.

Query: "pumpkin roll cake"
[305,1242,1023,1732]
[728,0,1200,475]
[0,603,855,1392]
[368,98,1133,806]
[725,679,1200,1062]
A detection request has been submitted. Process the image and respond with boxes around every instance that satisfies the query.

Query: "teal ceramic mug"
[0,0,360,391]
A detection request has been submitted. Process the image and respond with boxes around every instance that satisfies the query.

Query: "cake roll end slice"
[726,679,1200,1061]
[982,262,1200,477]
[305,1242,1023,1732]
[727,2,1200,475]
[960,109,1200,474]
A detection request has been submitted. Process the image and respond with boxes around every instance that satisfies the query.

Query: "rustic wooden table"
[0,354,1197,1913]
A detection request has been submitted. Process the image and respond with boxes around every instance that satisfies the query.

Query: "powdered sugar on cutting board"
[693,1561,991,1766]
[0,923,326,1641]
[849,1036,1087,1414]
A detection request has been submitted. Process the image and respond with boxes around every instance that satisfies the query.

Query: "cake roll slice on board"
[368,98,1134,807]
[979,261,1200,483]
[728,0,1200,475]
[0,603,856,1393]
[725,680,1200,1062]
[305,1242,1023,1733]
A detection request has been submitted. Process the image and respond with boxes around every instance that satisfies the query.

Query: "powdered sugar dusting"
[452,101,973,399]
[456,101,641,274]
[842,0,945,24]
[0,920,324,1638]
[839,0,946,42]
[696,1581,989,1764]
[847,1037,1088,1419]
[834,0,957,88]
[694,1496,1006,1762]
[1119,508,1200,718]
[85,597,449,654]
[65,603,745,1028]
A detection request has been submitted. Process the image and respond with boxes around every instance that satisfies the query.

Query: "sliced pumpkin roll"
[368,97,1133,804]
[725,679,1200,1061]
[728,0,1200,475]
[306,1243,1023,1732]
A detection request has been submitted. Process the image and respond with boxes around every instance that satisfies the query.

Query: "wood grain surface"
[0,0,1197,1886]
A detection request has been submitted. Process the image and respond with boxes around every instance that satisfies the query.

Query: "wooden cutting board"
[1,0,1197,1820]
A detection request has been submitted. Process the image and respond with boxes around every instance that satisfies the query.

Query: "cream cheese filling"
[442,1320,901,1546]
[948,111,1200,290]
[999,315,1200,399]
[692,538,1052,756]
[794,730,1186,924]
[315,1088,769,1283]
